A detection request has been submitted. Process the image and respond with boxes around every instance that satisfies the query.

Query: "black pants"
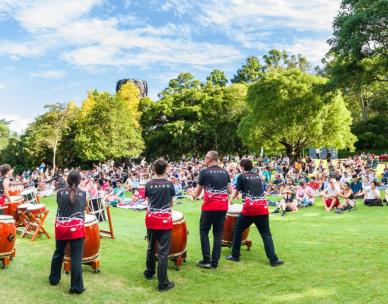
[49,238,85,292]
[145,229,172,289]
[231,214,278,263]
[364,199,383,206]
[199,210,227,267]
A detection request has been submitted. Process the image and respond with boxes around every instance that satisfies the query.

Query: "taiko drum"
[64,214,100,263]
[222,204,250,246]
[0,215,16,258]
[169,211,187,258]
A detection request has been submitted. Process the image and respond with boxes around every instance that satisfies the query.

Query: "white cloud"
[0,83,5,90]
[160,0,194,17]
[0,0,340,71]
[3,114,32,134]
[0,39,48,58]
[15,0,102,31]
[30,70,66,79]
[283,39,331,65]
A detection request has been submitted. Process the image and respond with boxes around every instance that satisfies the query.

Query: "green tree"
[140,76,247,159]
[0,119,11,151]
[206,69,228,87]
[328,0,387,66]
[238,69,356,161]
[158,72,202,99]
[76,90,144,161]
[23,103,71,171]
[231,56,262,83]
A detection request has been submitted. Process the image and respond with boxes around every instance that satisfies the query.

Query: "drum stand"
[169,251,187,271]
[0,249,16,269]
[99,206,115,239]
[21,210,50,241]
[63,258,101,274]
[222,239,252,250]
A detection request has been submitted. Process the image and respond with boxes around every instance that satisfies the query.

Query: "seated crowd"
[6,152,388,215]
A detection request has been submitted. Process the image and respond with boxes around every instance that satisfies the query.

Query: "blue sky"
[0,0,341,133]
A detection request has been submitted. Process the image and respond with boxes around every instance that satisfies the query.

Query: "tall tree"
[231,56,262,83]
[238,69,356,161]
[76,90,144,162]
[0,119,11,151]
[206,69,228,87]
[23,103,71,171]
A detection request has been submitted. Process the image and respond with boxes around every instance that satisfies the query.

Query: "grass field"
[1,192,388,304]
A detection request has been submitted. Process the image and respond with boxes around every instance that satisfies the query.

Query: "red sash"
[55,218,86,240]
[242,198,268,216]
[0,195,5,207]
[202,191,228,211]
[145,210,172,230]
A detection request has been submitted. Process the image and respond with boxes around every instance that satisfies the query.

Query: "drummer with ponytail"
[49,170,87,294]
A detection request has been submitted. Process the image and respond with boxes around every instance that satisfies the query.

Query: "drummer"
[144,159,175,292]
[49,170,87,294]
[225,159,284,267]
[0,164,27,215]
[192,151,232,269]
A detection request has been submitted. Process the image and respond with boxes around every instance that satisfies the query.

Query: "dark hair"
[371,181,378,187]
[0,164,12,176]
[240,159,253,171]
[152,159,169,175]
[67,170,81,204]
[344,182,350,188]
[352,174,358,179]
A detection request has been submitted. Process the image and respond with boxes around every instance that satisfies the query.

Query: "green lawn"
[1,194,388,304]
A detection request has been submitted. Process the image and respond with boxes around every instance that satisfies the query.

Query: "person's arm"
[375,190,381,199]
[192,185,203,199]
[193,170,205,199]
[228,189,239,205]
[3,178,11,202]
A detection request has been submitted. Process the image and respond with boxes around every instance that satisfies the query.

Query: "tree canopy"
[238,68,356,161]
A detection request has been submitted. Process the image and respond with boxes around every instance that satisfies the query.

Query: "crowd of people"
[5,152,388,216]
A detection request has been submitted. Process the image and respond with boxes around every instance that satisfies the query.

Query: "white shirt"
[325,185,340,197]
[365,188,380,200]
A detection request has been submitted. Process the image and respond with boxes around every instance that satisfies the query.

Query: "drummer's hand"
[228,200,233,205]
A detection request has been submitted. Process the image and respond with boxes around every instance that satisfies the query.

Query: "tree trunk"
[360,91,369,121]
[53,146,57,173]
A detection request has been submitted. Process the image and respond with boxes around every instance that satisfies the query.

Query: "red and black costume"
[144,178,175,290]
[49,188,86,293]
[0,176,6,215]
[198,165,230,268]
[231,171,279,263]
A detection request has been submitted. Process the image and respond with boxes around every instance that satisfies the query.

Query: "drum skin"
[27,204,46,215]
[0,216,16,257]
[222,205,250,244]
[5,196,24,220]
[8,188,22,196]
[169,216,187,258]
[64,216,100,263]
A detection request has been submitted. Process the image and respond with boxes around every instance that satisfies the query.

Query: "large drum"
[169,211,188,258]
[222,204,250,246]
[27,204,46,215]
[65,214,101,263]
[0,215,16,258]
[17,203,32,226]
[8,186,23,197]
[5,196,24,220]
[20,187,37,204]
